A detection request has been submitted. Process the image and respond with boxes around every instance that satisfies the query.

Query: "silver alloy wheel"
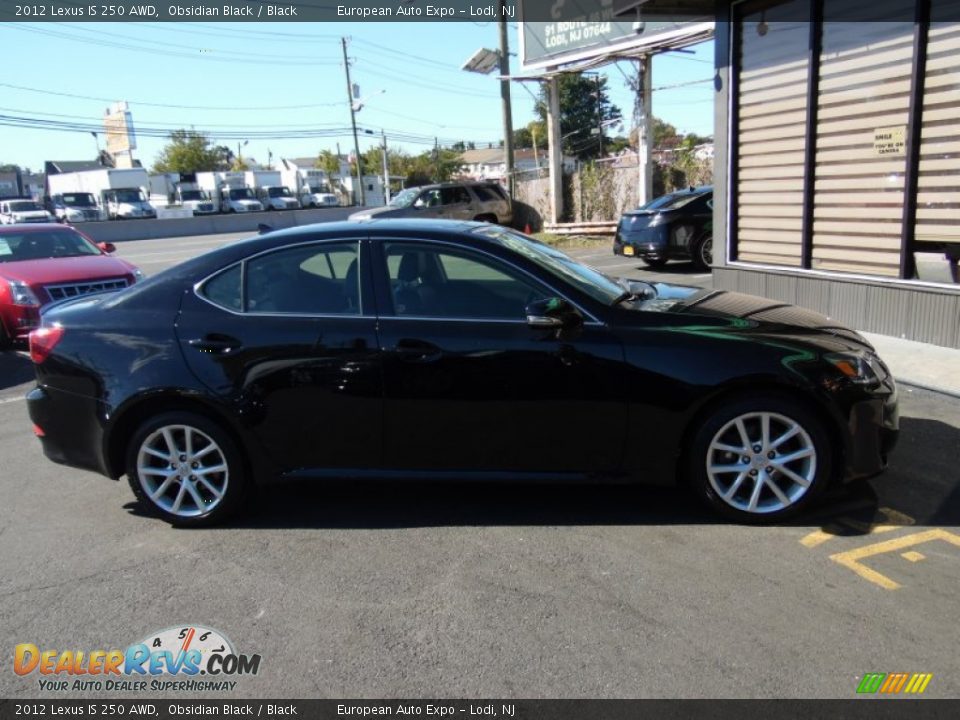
[136,424,229,518]
[700,237,713,266]
[705,411,816,514]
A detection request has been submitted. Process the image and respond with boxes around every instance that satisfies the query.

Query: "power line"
[0,81,345,112]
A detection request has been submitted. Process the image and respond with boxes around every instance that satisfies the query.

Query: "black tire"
[685,395,833,523]
[640,257,668,269]
[692,234,713,272]
[0,321,10,350]
[126,411,247,527]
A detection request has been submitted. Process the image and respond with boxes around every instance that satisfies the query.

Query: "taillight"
[29,326,65,364]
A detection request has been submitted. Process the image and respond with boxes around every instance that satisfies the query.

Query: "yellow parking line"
[830,528,960,590]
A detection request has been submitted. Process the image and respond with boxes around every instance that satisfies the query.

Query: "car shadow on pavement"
[122,413,958,532]
[0,349,33,391]
[634,261,706,275]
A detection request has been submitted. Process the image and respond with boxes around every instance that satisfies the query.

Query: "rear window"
[639,191,711,212]
[471,186,499,202]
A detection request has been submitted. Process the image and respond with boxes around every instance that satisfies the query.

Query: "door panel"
[374,241,629,474]
[176,240,382,473]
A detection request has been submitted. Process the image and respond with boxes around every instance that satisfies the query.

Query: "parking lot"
[1,231,959,698]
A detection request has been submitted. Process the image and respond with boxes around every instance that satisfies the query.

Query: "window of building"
[733,0,810,267]
[811,2,914,276]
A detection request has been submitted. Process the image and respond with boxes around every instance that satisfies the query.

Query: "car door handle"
[188,334,242,355]
[393,339,442,362]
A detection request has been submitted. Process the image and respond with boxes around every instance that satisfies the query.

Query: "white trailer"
[48,168,155,220]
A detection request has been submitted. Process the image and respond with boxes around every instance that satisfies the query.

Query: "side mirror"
[525,297,582,330]
[98,242,116,254]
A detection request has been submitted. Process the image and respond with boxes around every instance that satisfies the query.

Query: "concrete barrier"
[74,207,357,243]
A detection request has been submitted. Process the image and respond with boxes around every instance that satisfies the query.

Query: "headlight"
[133,268,145,281]
[7,280,41,307]
[825,351,889,386]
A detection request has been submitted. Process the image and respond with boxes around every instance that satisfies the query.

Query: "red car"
[0,224,141,346]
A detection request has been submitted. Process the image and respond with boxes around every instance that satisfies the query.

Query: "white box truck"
[197,171,263,213]
[48,168,155,220]
[245,171,299,211]
[149,172,217,215]
[281,168,339,208]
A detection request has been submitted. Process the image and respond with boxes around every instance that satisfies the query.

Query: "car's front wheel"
[126,412,246,527]
[687,396,832,522]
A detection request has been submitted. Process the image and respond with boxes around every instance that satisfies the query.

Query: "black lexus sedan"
[613,186,713,271]
[26,220,898,526]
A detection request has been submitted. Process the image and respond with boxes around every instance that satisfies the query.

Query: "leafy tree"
[153,130,232,173]
[230,158,250,172]
[513,127,532,148]
[535,74,622,160]
[316,150,341,175]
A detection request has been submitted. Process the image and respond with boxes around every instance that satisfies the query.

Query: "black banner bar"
[2,700,960,720]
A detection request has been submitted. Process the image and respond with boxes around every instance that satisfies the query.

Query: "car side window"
[416,190,442,208]
[245,242,361,314]
[441,187,470,205]
[383,243,546,320]
[200,264,243,312]
[471,186,496,202]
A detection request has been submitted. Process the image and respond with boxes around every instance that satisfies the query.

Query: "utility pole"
[637,56,652,205]
[381,130,391,203]
[596,74,604,158]
[498,14,515,196]
[341,37,365,206]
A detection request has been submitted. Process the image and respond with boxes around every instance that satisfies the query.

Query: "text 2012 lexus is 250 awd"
[25,220,898,526]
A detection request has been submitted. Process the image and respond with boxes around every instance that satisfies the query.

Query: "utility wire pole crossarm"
[342,37,365,207]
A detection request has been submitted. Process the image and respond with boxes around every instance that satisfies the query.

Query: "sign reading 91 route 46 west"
[518,0,713,70]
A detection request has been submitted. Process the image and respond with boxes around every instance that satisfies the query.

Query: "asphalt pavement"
[1,230,958,699]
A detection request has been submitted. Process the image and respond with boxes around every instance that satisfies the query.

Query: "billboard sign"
[519,1,713,69]
[104,102,137,155]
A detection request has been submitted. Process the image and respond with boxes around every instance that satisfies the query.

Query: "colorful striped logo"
[857,673,933,694]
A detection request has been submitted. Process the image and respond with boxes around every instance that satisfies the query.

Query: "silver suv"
[349,182,513,225]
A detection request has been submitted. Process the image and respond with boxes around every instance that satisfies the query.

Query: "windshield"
[638,190,710,212]
[0,229,101,262]
[62,193,96,207]
[229,188,255,200]
[389,187,420,208]
[309,185,331,194]
[113,190,144,203]
[180,190,203,201]
[474,227,624,306]
[268,187,292,198]
[8,200,42,212]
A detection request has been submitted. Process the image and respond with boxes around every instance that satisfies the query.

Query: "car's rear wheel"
[126,412,246,527]
[687,396,832,522]
[641,257,668,268]
[692,234,713,272]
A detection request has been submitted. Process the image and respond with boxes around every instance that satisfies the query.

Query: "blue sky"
[0,22,715,171]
